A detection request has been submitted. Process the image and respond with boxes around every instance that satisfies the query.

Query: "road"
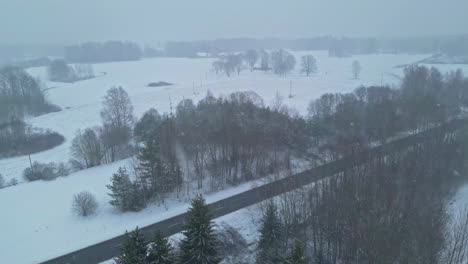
[41,118,468,264]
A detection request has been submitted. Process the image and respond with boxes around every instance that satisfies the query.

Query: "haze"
[1,0,467,44]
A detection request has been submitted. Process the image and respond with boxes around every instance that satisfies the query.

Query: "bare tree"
[301,55,317,76]
[244,49,259,71]
[100,87,134,161]
[444,206,468,264]
[72,191,98,217]
[352,60,361,79]
[101,86,134,129]
[271,49,296,76]
[70,128,102,169]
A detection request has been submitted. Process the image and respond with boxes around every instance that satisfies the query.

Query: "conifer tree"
[107,166,145,211]
[256,202,284,264]
[115,227,147,264]
[137,137,161,195]
[179,194,220,264]
[107,167,133,210]
[146,231,175,264]
[284,241,308,264]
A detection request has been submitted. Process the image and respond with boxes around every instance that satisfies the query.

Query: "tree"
[47,59,76,82]
[134,108,162,142]
[260,50,270,71]
[137,137,164,197]
[271,50,296,76]
[115,227,147,264]
[146,231,175,264]
[72,191,98,217]
[179,194,220,264]
[100,86,134,161]
[70,128,102,169]
[256,202,284,264]
[300,55,317,76]
[352,60,361,79]
[245,49,259,71]
[284,241,308,264]
[107,167,145,212]
[0,173,4,189]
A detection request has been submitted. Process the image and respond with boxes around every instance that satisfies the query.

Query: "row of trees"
[242,125,468,264]
[213,49,318,77]
[307,65,468,159]
[70,86,134,169]
[65,41,142,63]
[106,90,309,211]
[115,195,308,264]
[115,195,219,264]
[47,59,94,83]
[0,66,58,124]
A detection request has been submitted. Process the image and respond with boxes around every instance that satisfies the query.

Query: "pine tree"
[107,167,145,211]
[115,227,147,264]
[146,231,175,264]
[256,202,284,264]
[179,194,220,264]
[137,137,161,195]
[107,167,133,210]
[284,241,308,264]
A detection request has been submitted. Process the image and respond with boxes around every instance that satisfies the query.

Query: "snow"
[2,50,467,263]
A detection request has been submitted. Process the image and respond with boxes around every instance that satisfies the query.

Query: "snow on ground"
[0,158,268,263]
[0,51,433,184]
[3,51,468,264]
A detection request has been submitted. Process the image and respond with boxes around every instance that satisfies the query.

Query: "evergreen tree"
[137,137,161,195]
[115,227,147,264]
[284,241,308,264]
[179,195,220,264]
[146,231,175,264]
[107,167,145,211]
[256,202,284,264]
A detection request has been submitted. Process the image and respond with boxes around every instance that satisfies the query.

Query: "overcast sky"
[1,0,467,44]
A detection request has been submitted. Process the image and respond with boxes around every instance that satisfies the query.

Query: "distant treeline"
[64,41,143,63]
[165,35,468,57]
[0,66,59,124]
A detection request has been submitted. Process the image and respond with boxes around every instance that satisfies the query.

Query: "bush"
[23,162,69,182]
[8,178,18,186]
[72,191,98,216]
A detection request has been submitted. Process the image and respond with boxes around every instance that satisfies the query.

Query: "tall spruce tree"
[115,227,147,264]
[146,231,175,264]
[137,137,162,196]
[107,166,145,211]
[256,202,284,264]
[284,241,308,264]
[107,167,133,210]
[179,194,220,264]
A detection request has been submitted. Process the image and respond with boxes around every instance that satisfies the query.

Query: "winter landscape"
[1,1,468,264]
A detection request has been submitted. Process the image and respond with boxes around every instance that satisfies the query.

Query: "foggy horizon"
[1,0,468,45]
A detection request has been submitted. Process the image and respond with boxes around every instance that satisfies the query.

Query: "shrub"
[8,178,18,186]
[23,161,69,181]
[72,191,98,216]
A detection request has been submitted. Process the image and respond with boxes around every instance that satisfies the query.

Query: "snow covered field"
[2,51,468,263]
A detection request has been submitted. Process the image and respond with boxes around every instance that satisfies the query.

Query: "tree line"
[212,49,317,77]
[114,194,308,264]
[47,59,94,83]
[0,66,63,159]
[65,41,142,63]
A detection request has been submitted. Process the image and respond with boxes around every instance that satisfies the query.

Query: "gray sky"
[1,0,467,44]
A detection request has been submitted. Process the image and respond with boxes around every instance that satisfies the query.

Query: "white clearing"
[2,51,467,264]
